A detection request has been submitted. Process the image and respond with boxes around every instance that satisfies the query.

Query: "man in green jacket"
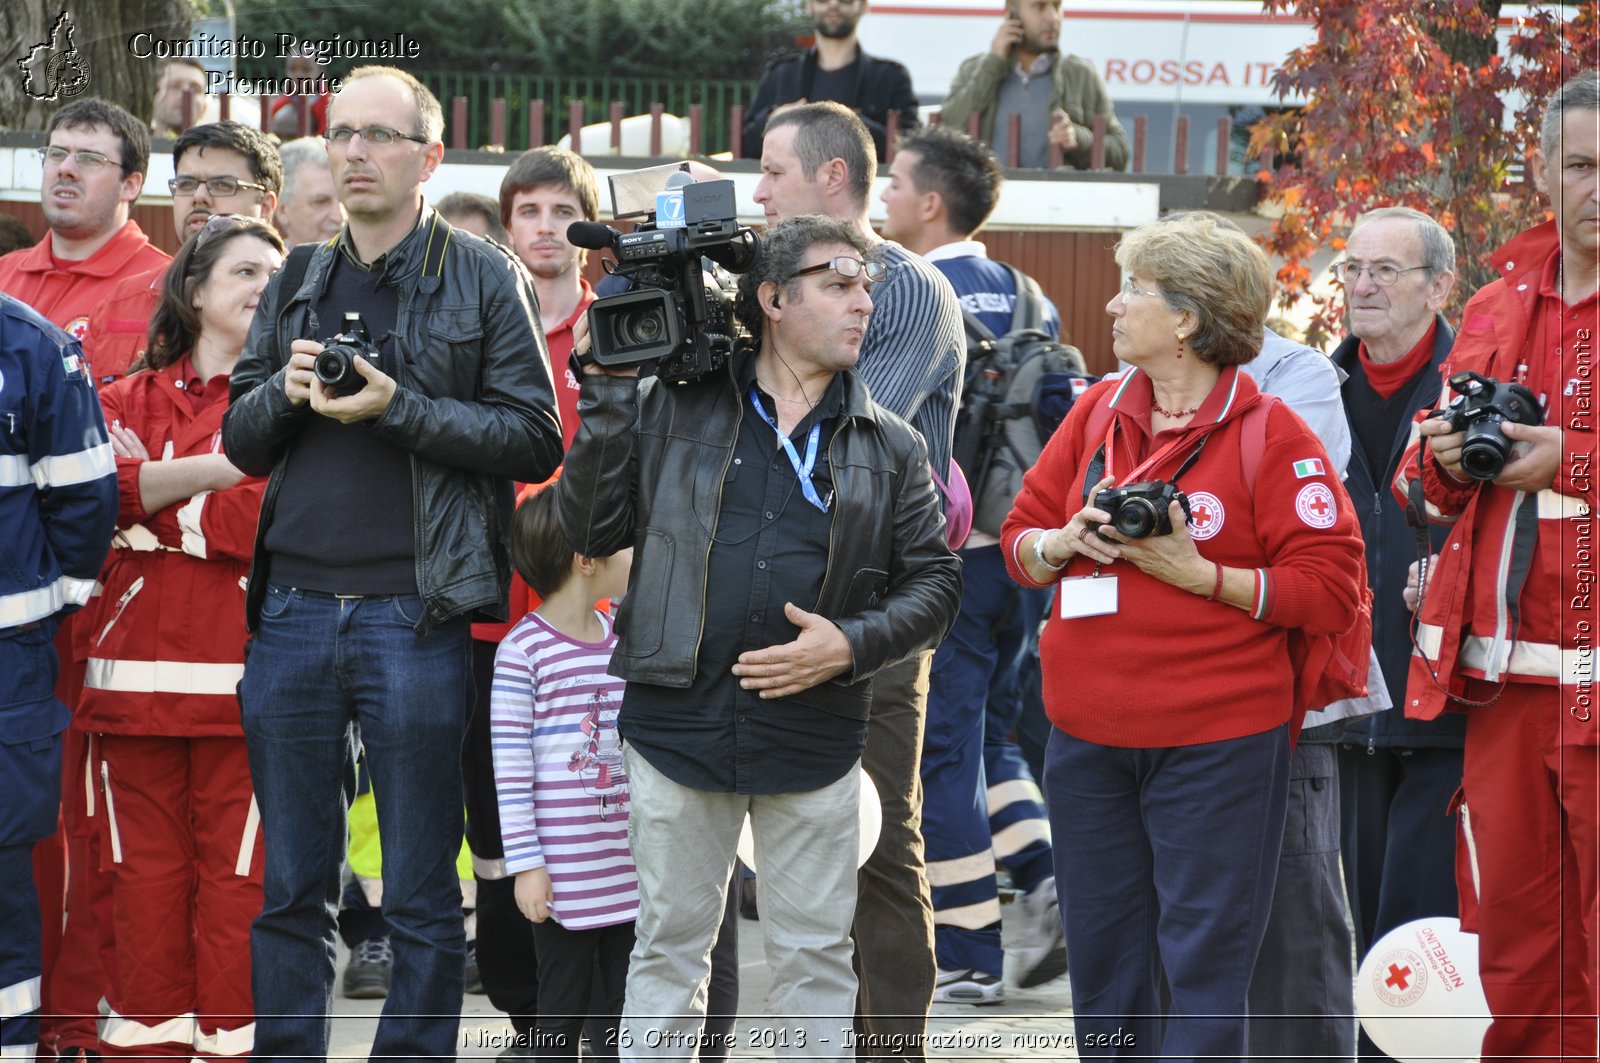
[938,0,1128,172]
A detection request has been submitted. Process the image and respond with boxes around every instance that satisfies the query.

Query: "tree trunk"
[1,0,192,130]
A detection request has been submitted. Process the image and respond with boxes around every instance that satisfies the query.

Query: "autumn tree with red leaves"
[1249,0,1597,347]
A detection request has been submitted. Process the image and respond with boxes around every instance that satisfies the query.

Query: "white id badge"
[1059,575,1119,619]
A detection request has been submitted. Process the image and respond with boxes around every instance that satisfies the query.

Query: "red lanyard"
[1103,418,1205,486]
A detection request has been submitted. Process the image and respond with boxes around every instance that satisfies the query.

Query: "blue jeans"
[240,585,471,1062]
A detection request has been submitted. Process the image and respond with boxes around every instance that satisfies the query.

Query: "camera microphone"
[567,221,620,250]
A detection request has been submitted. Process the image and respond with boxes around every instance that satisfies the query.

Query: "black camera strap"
[417,212,453,295]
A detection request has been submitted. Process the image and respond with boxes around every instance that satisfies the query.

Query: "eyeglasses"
[789,256,887,284]
[193,213,255,249]
[1120,276,1158,303]
[39,146,118,171]
[323,125,431,147]
[1332,261,1429,287]
[169,175,269,198]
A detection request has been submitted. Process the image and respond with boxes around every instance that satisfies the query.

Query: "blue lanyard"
[748,383,829,513]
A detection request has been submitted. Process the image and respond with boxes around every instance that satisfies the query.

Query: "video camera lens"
[613,306,669,349]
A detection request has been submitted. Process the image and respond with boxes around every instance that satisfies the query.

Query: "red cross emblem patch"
[1186,491,1224,540]
[1295,482,1337,529]
[1372,946,1427,1007]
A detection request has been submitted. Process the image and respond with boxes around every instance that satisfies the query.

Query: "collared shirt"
[174,357,231,416]
[619,358,866,795]
[0,221,170,342]
[545,278,596,453]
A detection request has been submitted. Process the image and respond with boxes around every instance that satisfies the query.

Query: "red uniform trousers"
[95,735,260,1061]
[36,638,114,1057]
[1462,681,1599,1062]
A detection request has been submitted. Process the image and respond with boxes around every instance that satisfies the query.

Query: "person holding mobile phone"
[939,0,1128,172]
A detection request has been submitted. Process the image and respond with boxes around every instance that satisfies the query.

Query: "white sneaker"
[1011,877,1069,988]
[933,966,1005,1005]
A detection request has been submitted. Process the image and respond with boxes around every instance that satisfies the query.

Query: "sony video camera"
[313,313,392,397]
[568,163,759,386]
[1093,480,1193,539]
[1430,370,1544,480]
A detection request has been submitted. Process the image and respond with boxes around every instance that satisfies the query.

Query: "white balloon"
[736,768,881,873]
[1355,917,1491,1063]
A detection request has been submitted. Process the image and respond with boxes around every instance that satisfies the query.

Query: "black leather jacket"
[224,207,563,629]
[741,46,921,160]
[557,367,962,691]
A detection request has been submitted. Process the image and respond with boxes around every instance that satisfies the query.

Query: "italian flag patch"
[1292,458,1325,478]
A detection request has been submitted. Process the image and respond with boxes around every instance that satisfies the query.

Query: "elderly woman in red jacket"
[77,215,282,1061]
[1001,212,1364,1061]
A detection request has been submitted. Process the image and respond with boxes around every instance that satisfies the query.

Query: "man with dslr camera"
[558,214,961,1058]
[222,66,562,1058]
[1396,70,1597,1059]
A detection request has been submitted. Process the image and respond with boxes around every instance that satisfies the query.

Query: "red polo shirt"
[0,220,170,343]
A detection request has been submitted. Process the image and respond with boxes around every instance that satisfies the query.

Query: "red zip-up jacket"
[81,263,166,386]
[76,362,265,737]
[1002,365,1363,748]
[1393,221,1598,746]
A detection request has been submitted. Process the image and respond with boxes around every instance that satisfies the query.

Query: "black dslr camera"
[1093,480,1192,539]
[313,313,390,397]
[1430,370,1544,480]
[567,163,758,386]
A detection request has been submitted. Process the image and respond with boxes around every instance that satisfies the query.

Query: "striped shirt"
[860,240,966,480]
[491,610,638,930]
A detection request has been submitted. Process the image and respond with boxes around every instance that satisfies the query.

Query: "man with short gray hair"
[1327,209,1464,1060]
[273,136,345,247]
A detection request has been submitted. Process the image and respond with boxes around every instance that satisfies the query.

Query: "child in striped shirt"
[491,487,636,1060]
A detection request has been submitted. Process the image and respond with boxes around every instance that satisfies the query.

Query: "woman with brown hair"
[77,215,283,1061]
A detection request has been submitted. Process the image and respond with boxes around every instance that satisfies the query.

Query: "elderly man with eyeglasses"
[81,121,282,387]
[0,95,170,1063]
[222,65,562,1061]
[1324,204,1464,1063]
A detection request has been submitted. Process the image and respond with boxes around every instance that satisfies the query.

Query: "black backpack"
[952,264,1095,537]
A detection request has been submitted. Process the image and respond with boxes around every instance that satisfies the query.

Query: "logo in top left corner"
[18,9,91,103]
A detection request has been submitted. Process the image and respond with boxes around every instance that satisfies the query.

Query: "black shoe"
[341,936,393,999]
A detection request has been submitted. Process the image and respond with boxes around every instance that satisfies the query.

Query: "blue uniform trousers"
[921,546,1051,976]
[1045,723,1289,1060]
[1,622,67,1055]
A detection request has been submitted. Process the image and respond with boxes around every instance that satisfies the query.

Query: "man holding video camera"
[754,101,966,1056]
[222,66,562,1058]
[1395,70,1597,1060]
[558,214,961,1058]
